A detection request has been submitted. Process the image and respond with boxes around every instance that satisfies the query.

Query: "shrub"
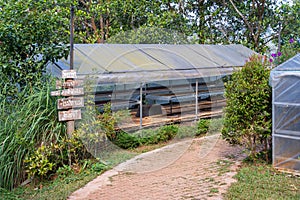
[113,132,140,149]
[24,144,56,178]
[196,119,209,136]
[112,124,179,149]
[0,79,67,189]
[0,78,91,189]
[91,162,108,173]
[156,124,178,142]
[24,132,91,180]
[222,55,272,160]
[208,118,224,134]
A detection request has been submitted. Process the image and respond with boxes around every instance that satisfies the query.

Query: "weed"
[91,162,108,173]
[216,159,234,176]
[210,188,219,193]
[196,119,209,136]
[225,164,300,200]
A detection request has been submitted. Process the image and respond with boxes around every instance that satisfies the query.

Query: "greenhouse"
[270,53,300,172]
[47,44,255,129]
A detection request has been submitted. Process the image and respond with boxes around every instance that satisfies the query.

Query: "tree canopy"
[0,0,71,97]
[72,0,299,53]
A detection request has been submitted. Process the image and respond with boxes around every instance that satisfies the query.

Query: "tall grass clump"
[0,78,66,190]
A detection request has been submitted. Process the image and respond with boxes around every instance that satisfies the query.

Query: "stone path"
[69,134,245,200]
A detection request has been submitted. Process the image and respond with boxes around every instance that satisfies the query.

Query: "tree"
[0,0,71,97]
[73,0,189,43]
[222,55,272,160]
[218,0,299,53]
[107,26,194,44]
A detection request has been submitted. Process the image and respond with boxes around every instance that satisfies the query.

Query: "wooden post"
[67,5,75,167]
[195,79,199,120]
[67,5,75,137]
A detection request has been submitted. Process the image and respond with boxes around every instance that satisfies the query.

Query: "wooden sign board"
[62,70,77,79]
[51,88,84,96]
[57,97,84,109]
[51,90,61,96]
[56,80,84,89]
[61,88,84,96]
[58,109,81,121]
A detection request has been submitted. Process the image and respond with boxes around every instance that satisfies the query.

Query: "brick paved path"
[69,134,244,200]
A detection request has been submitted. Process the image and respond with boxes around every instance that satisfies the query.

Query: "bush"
[0,79,66,189]
[24,133,91,179]
[222,55,272,160]
[91,162,108,173]
[208,118,224,134]
[0,78,91,189]
[113,132,140,149]
[112,124,179,149]
[196,119,209,136]
[156,124,178,142]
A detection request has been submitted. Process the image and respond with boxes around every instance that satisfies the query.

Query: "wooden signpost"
[51,70,84,123]
[51,88,84,96]
[56,79,84,89]
[57,97,84,109]
[62,69,77,79]
[58,109,81,121]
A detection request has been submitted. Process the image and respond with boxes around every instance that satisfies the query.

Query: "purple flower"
[271,53,277,58]
[277,51,282,56]
[289,38,294,43]
[269,58,273,63]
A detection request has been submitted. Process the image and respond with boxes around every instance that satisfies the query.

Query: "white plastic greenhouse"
[270,53,300,172]
[48,44,255,129]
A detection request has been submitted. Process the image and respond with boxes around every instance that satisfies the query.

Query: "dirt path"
[69,134,245,200]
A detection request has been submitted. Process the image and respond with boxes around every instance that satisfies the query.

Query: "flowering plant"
[269,37,300,66]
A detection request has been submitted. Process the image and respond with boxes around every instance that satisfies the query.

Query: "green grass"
[8,170,99,200]
[225,164,300,200]
[1,149,137,200]
[216,159,234,176]
[210,188,219,193]
[0,80,66,190]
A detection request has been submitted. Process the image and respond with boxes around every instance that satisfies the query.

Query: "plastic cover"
[47,44,255,83]
[270,54,300,171]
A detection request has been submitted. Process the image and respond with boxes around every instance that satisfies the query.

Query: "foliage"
[112,124,179,149]
[107,26,193,44]
[90,162,109,173]
[0,78,92,190]
[208,118,224,134]
[24,144,56,178]
[269,36,300,66]
[0,79,66,189]
[154,124,178,142]
[222,55,272,160]
[113,132,140,149]
[0,0,71,97]
[175,124,198,139]
[73,0,188,43]
[24,132,91,180]
[225,164,300,200]
[56,164,74,179]
[5,148,137,200]
[196,119,209,136]
[72,0,299,54]
[195,118,223,136]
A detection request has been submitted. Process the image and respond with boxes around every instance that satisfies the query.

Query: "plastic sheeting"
[270,53,300,171]
[47,44,255,83]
